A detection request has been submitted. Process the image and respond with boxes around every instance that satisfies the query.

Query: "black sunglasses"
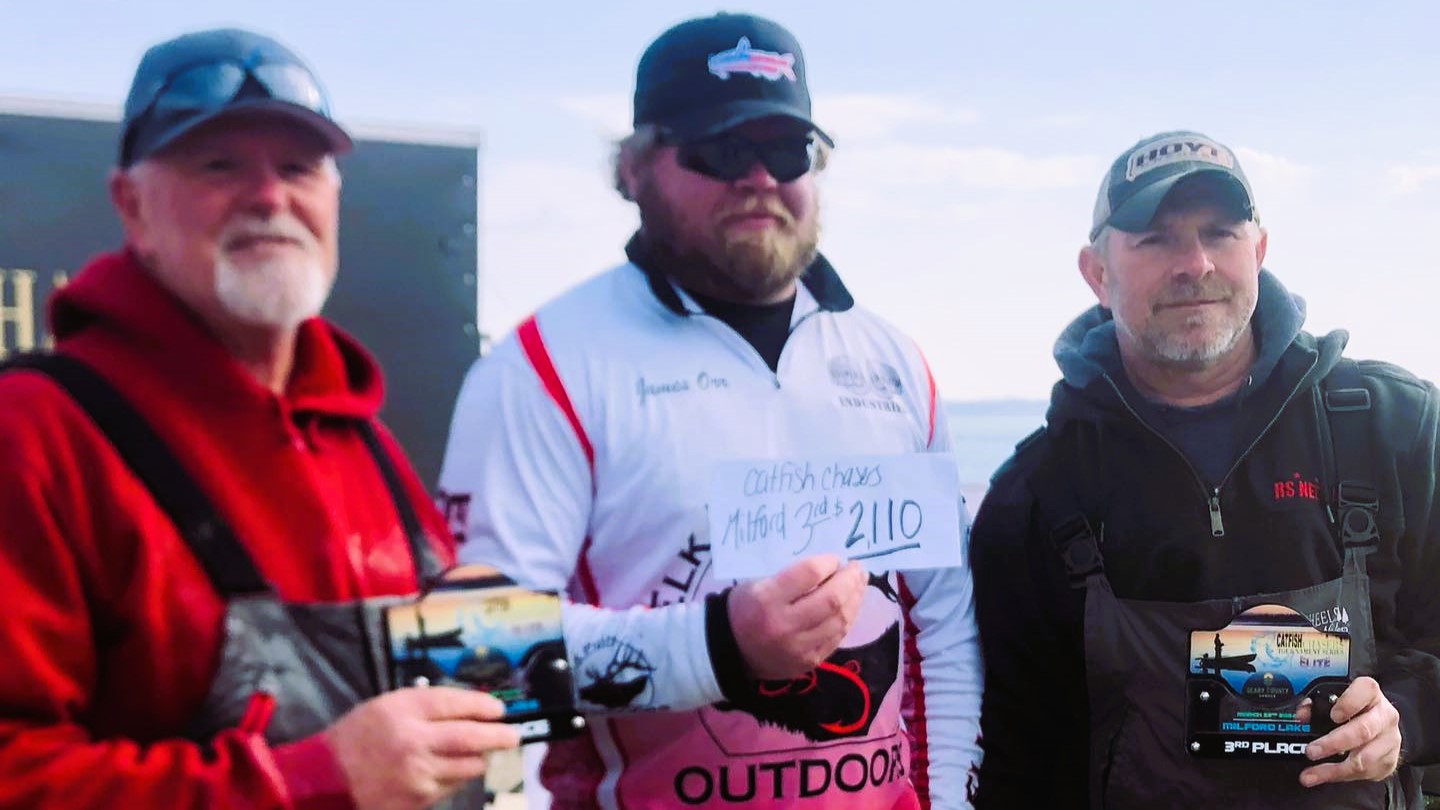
[671,133,818,184]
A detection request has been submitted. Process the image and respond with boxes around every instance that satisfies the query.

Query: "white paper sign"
[708,453,963,580]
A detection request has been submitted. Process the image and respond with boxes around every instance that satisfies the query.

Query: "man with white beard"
[439,12,982,808]
[0,29,517,809]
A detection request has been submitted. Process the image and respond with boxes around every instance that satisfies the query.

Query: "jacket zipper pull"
[1209,492,1225,537]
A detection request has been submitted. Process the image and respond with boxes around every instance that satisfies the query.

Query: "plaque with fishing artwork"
[385,565,584,744]
[1185,603,1350,759]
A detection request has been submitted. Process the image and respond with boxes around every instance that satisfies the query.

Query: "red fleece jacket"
[0,251,455,809]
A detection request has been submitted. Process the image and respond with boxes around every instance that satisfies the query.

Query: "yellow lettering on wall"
[0,269,38,360]
[41,271,69,351]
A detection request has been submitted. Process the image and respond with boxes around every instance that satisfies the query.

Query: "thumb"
[766,554,842,602]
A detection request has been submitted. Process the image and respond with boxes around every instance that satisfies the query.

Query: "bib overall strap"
[2,353,269,594]
[1025,426,1105,590]
[357,422,444,585]
[1321,358,1381,562]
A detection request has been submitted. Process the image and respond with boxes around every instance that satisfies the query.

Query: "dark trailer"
[0,97,482,486]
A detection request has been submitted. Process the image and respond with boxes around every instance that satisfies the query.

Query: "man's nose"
[240,163,288,215]
[733,158,780,191]
[1171,234,1215,278]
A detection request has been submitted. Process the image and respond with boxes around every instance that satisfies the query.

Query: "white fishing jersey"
[439,257,981,809]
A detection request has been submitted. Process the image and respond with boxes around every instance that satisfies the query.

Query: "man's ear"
[1078,244,1111,308]
[109,167,146,246]
[1254,224,1269,267]
[618,151,643,202]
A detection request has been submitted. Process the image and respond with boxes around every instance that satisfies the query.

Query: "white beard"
[214,215,333,331]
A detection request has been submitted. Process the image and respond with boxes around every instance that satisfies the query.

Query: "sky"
[4,0,1440,401]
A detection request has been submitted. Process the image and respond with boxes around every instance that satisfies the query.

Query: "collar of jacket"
[624,232,855,316]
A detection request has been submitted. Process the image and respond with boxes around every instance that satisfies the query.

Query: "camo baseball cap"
[633,12,833,146]
[1090,130,1254,241]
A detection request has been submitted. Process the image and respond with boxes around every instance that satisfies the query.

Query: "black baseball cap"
[1090,130,1254,241]
[119,28,352,167]
[633,13,833,146]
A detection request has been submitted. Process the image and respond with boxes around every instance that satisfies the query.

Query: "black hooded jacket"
[970,271,1440,807]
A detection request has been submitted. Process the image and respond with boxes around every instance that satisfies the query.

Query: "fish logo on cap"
[707,37,797,81]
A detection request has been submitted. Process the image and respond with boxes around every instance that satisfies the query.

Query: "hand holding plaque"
[1298,675,1403,787]
[383,565,584,744]
[1186,604,1350,760]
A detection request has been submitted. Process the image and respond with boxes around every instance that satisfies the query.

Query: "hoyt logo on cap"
[707,37,797,82]
[1125,135,1236,182]
[1090,129,1254,240]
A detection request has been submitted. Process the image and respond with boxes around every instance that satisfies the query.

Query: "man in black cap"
[439,11,982,809]
[0,28,516,809]
[970,130,1440,808]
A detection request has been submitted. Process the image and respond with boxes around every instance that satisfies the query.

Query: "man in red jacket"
[0,28,517,809]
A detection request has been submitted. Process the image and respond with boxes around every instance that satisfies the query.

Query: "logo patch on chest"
[828,355,906,414]
[1272,472,1321,503]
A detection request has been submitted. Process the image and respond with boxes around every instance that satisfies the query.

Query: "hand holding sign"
[728,554,867,680]
[709,453,963,579]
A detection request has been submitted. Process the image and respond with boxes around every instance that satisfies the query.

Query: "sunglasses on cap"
[121,59,336,165]
[670,132,818,184]
[131,59,331,121]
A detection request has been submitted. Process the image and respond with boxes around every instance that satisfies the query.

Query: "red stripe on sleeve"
[518,316,595,472]
[516,315,601,605]
[898,575,931,809]
[917,346,938,449]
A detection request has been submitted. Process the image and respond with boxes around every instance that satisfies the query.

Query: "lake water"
[944,400,1049,506]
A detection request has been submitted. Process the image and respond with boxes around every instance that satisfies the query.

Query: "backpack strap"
[1320,358,1381,553]
[357,422,445,585]
[3,353,269,594]
[5,353,445,594]
[1024,424,1106,590]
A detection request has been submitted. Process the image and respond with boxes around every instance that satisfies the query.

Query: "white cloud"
[811,93,979,141]
[1233,146,1315,191]
[556,93,631,137]
[835,144,1101,191]
[1387,164,1440,194]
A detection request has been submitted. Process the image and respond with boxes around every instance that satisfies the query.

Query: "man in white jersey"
[439,12,982,809]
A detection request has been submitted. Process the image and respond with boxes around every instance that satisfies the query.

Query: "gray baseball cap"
[119,28,352,167]
[1090,130,1254,241]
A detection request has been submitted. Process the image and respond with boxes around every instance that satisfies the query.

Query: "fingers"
[1300,678,1402,786]
[764,554,843,603]
[729,559,870,681]
[788,562,866,628]
[426,750,492,786]
[428,720,522,757]
[410,686,509,722]
[1329,677,1383,726]
[1294,697,1312,725]
[1305,678,1387,761]
[1301,731,1402,787]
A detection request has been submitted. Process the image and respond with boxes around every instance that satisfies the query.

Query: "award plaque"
[1185,604,1350,759]
[385,567,585,744]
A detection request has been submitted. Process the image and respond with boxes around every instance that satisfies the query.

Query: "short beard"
[1123,315,1250,370]
[214,215,333,331]
[1116,278,1256,370]
[633,179,819,304]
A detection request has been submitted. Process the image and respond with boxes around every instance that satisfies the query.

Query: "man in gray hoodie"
[970,130,1438,809]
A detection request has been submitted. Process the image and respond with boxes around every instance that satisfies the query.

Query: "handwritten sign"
[708,453,963,579]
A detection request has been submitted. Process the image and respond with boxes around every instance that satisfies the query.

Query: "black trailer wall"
[0,109,480,486]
